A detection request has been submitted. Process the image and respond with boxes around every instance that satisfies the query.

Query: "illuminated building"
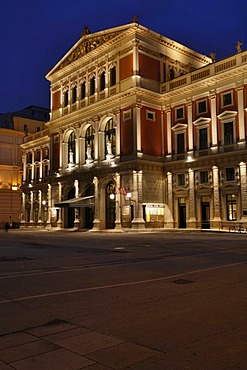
[0,106,49,227]
[21,22,247,231]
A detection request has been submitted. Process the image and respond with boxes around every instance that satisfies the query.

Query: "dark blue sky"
[1,0,246,113]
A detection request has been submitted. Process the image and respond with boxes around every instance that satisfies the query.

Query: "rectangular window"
[81,82,86,99]
[146,110,155,122]
[123,110,132,122]
[197,100,207,114]
[178,173,185,186]
[200,171,208,184]
[177,133,185,154]
[222,92,233,107]
[199,127,208,150]
[227,194,237,221]
[224,121,234,145]
[226,167,235,181]
[24,124,28,134]
[176,107,184,120]
[36,127,41,132]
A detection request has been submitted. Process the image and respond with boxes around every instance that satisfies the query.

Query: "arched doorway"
[106,181,116,229]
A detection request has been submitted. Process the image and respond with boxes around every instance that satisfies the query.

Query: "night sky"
[1,0,246,113]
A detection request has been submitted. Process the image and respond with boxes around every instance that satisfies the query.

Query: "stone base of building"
[131,218,146,230]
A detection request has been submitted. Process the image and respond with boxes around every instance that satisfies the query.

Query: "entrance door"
[179,205,186,228]
[66,187,75,228]
[201,202,210,229]
[106,181,116,229]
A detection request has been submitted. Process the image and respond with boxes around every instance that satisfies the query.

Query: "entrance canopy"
[54,195,95,209]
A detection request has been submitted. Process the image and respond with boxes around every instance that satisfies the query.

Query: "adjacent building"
[0,106,49,227]
[20,21,247,231]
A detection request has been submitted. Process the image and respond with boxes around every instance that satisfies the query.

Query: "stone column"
[31,150,35,182]
[132,40,140,86]
[114,173,122,229]
[38,190,42,222]
[133,104,142,157]
[187,102,193,152]
[30,191,34,223]
[131,170,145,229]
[47,184,52,226]
[239,162,247,221]
[21,193,26,224]
[39,148,43,179]
[92,176,100,230]
[166,108,172,157]
[59,132,64,169]
[212,166,221,228]
[166,172,174,227]
[22,154,27,183]
[236,86,245,142]
[115,110,121,157]
[188,169,196,228]
[57,182,62,228]
[210,93,218,151]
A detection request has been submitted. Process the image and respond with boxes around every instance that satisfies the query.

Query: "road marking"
[0,260,246,304]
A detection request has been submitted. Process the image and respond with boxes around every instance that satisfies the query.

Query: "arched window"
[81,81,86,99]
[72,86,77,104]
[64,90,69,107]
[110,66,116,87]
[68,131,76,163]
[105,118,116,157]
[100,71,106,91]
[85,125,95,161]
[90,77,95,96]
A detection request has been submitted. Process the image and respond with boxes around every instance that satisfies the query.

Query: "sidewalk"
[0,319,160,369]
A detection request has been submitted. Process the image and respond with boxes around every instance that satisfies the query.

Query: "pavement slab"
[9,348,95,370]
[55,331,124,356]
[0,339,59,363]
[0,332,38,350]
[86,341,159,369]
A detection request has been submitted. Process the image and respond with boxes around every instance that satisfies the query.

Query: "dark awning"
[54,195,94,209]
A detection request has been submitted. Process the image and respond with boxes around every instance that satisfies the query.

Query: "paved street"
[0,229,246,369]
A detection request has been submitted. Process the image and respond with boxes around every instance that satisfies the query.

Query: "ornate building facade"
[0,106,49,228]
[21,22,247,231]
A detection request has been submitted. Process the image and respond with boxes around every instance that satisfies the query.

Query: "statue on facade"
[132,16,139,23]
[69,149,74,164]
[81,25,91,36]
[236,41,243,53]
[86,144,92,160]
[209,52,216,62]
[106,139,114,160]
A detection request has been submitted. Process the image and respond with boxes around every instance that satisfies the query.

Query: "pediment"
[172,123,187,131]
[217,110,237,120]
[193,117,211,126]
[47,24,133,77]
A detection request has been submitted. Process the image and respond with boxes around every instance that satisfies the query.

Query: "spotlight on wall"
[109,193,115,200]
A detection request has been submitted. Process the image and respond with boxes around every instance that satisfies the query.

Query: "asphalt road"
[0,229,246,369]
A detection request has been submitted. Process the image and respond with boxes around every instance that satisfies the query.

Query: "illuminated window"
[68,131,76,163]
[105,118,116,156]
[227,194,237,221]
[85,125,95,160]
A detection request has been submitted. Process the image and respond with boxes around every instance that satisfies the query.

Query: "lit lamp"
[109,193,115,200]
[42,200,46,206]
[126,192,132,200]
